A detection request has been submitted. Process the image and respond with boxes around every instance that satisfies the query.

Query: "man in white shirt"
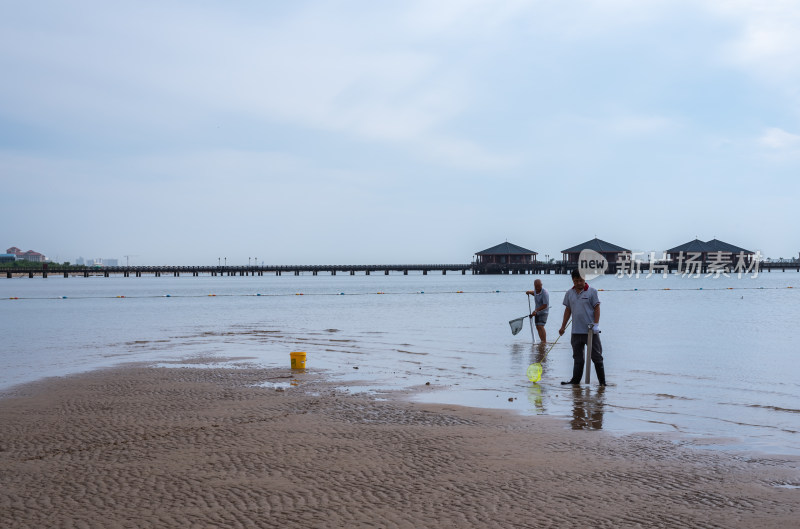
[558,269,605,386]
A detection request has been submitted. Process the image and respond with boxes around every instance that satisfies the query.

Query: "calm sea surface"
[2,271,799,456]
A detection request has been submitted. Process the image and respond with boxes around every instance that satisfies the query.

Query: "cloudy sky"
[2,0,799,265]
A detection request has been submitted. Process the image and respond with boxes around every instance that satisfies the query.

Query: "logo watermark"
[578,249,609,280]
[614,251,762,279]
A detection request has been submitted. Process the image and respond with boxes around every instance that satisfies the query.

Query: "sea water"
[1,271,799,456]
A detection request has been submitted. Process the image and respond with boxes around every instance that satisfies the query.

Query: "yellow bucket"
[290,351,307,369]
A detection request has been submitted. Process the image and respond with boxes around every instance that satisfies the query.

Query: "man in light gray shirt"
[558,269,605,386]
[525,279,549,342]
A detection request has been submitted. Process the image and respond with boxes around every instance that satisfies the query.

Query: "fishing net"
[509,316,526,336]
[524,320,571,383]
[526,363,543,382]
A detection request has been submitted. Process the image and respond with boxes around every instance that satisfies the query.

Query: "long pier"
[5,264,475,279]
[3,261,798,278]
[5,263,568,278]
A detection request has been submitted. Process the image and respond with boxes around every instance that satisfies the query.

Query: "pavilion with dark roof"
[475,242,537,267]
[561,238,631,271]
[666,238,754,264]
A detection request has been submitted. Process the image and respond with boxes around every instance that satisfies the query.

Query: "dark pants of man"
[569,333,606,385]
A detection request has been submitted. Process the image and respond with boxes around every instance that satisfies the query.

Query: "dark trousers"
[569,333,605,384]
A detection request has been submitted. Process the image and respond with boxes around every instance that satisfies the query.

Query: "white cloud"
[2,1,800,261]
[0,0,689,174]
[607,115,679,135]
[711,1,800,83]
[759,127,800,149]
[0,1,531,172]
[419,136,520,171]
[402,0,531,36]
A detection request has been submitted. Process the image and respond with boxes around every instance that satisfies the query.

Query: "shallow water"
[2,271,799,455]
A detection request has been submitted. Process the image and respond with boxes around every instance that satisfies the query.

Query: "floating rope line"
[1,285,797,301]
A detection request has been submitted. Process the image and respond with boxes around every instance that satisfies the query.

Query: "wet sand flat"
[1,366,798,528]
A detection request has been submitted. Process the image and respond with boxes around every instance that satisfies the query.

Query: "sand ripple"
[1,366,798,528]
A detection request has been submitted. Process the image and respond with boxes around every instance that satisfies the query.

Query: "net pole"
[584,324,593,384]
[527,294,536,344]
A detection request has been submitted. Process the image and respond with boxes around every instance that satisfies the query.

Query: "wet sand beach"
[1,363,798,528]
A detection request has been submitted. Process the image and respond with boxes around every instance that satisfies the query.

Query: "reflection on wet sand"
[509,341,547,360]
[528,383,544,413]
[533,341,547,361]
[569,386,605,430]
[509,343,528,357]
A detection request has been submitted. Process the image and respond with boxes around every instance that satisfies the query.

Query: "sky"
[1,0,799,265]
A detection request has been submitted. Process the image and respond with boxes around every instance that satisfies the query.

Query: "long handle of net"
[526,294,536,343]
[541,319,571,362]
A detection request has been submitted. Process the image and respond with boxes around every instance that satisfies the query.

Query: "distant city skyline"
[2,2,799,264]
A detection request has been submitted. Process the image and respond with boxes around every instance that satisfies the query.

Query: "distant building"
[561,238,631,271]
[19,250,45,262]
[473,242,538,274]
[475,242,537,266]
[666,238,754,265]
[76,257,85,265]
[6,246,47,262]
[665,238,709,260]
[103,258,119,267]
[0,253,16,263]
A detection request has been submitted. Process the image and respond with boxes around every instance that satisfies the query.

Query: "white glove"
[590,323,600,334]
